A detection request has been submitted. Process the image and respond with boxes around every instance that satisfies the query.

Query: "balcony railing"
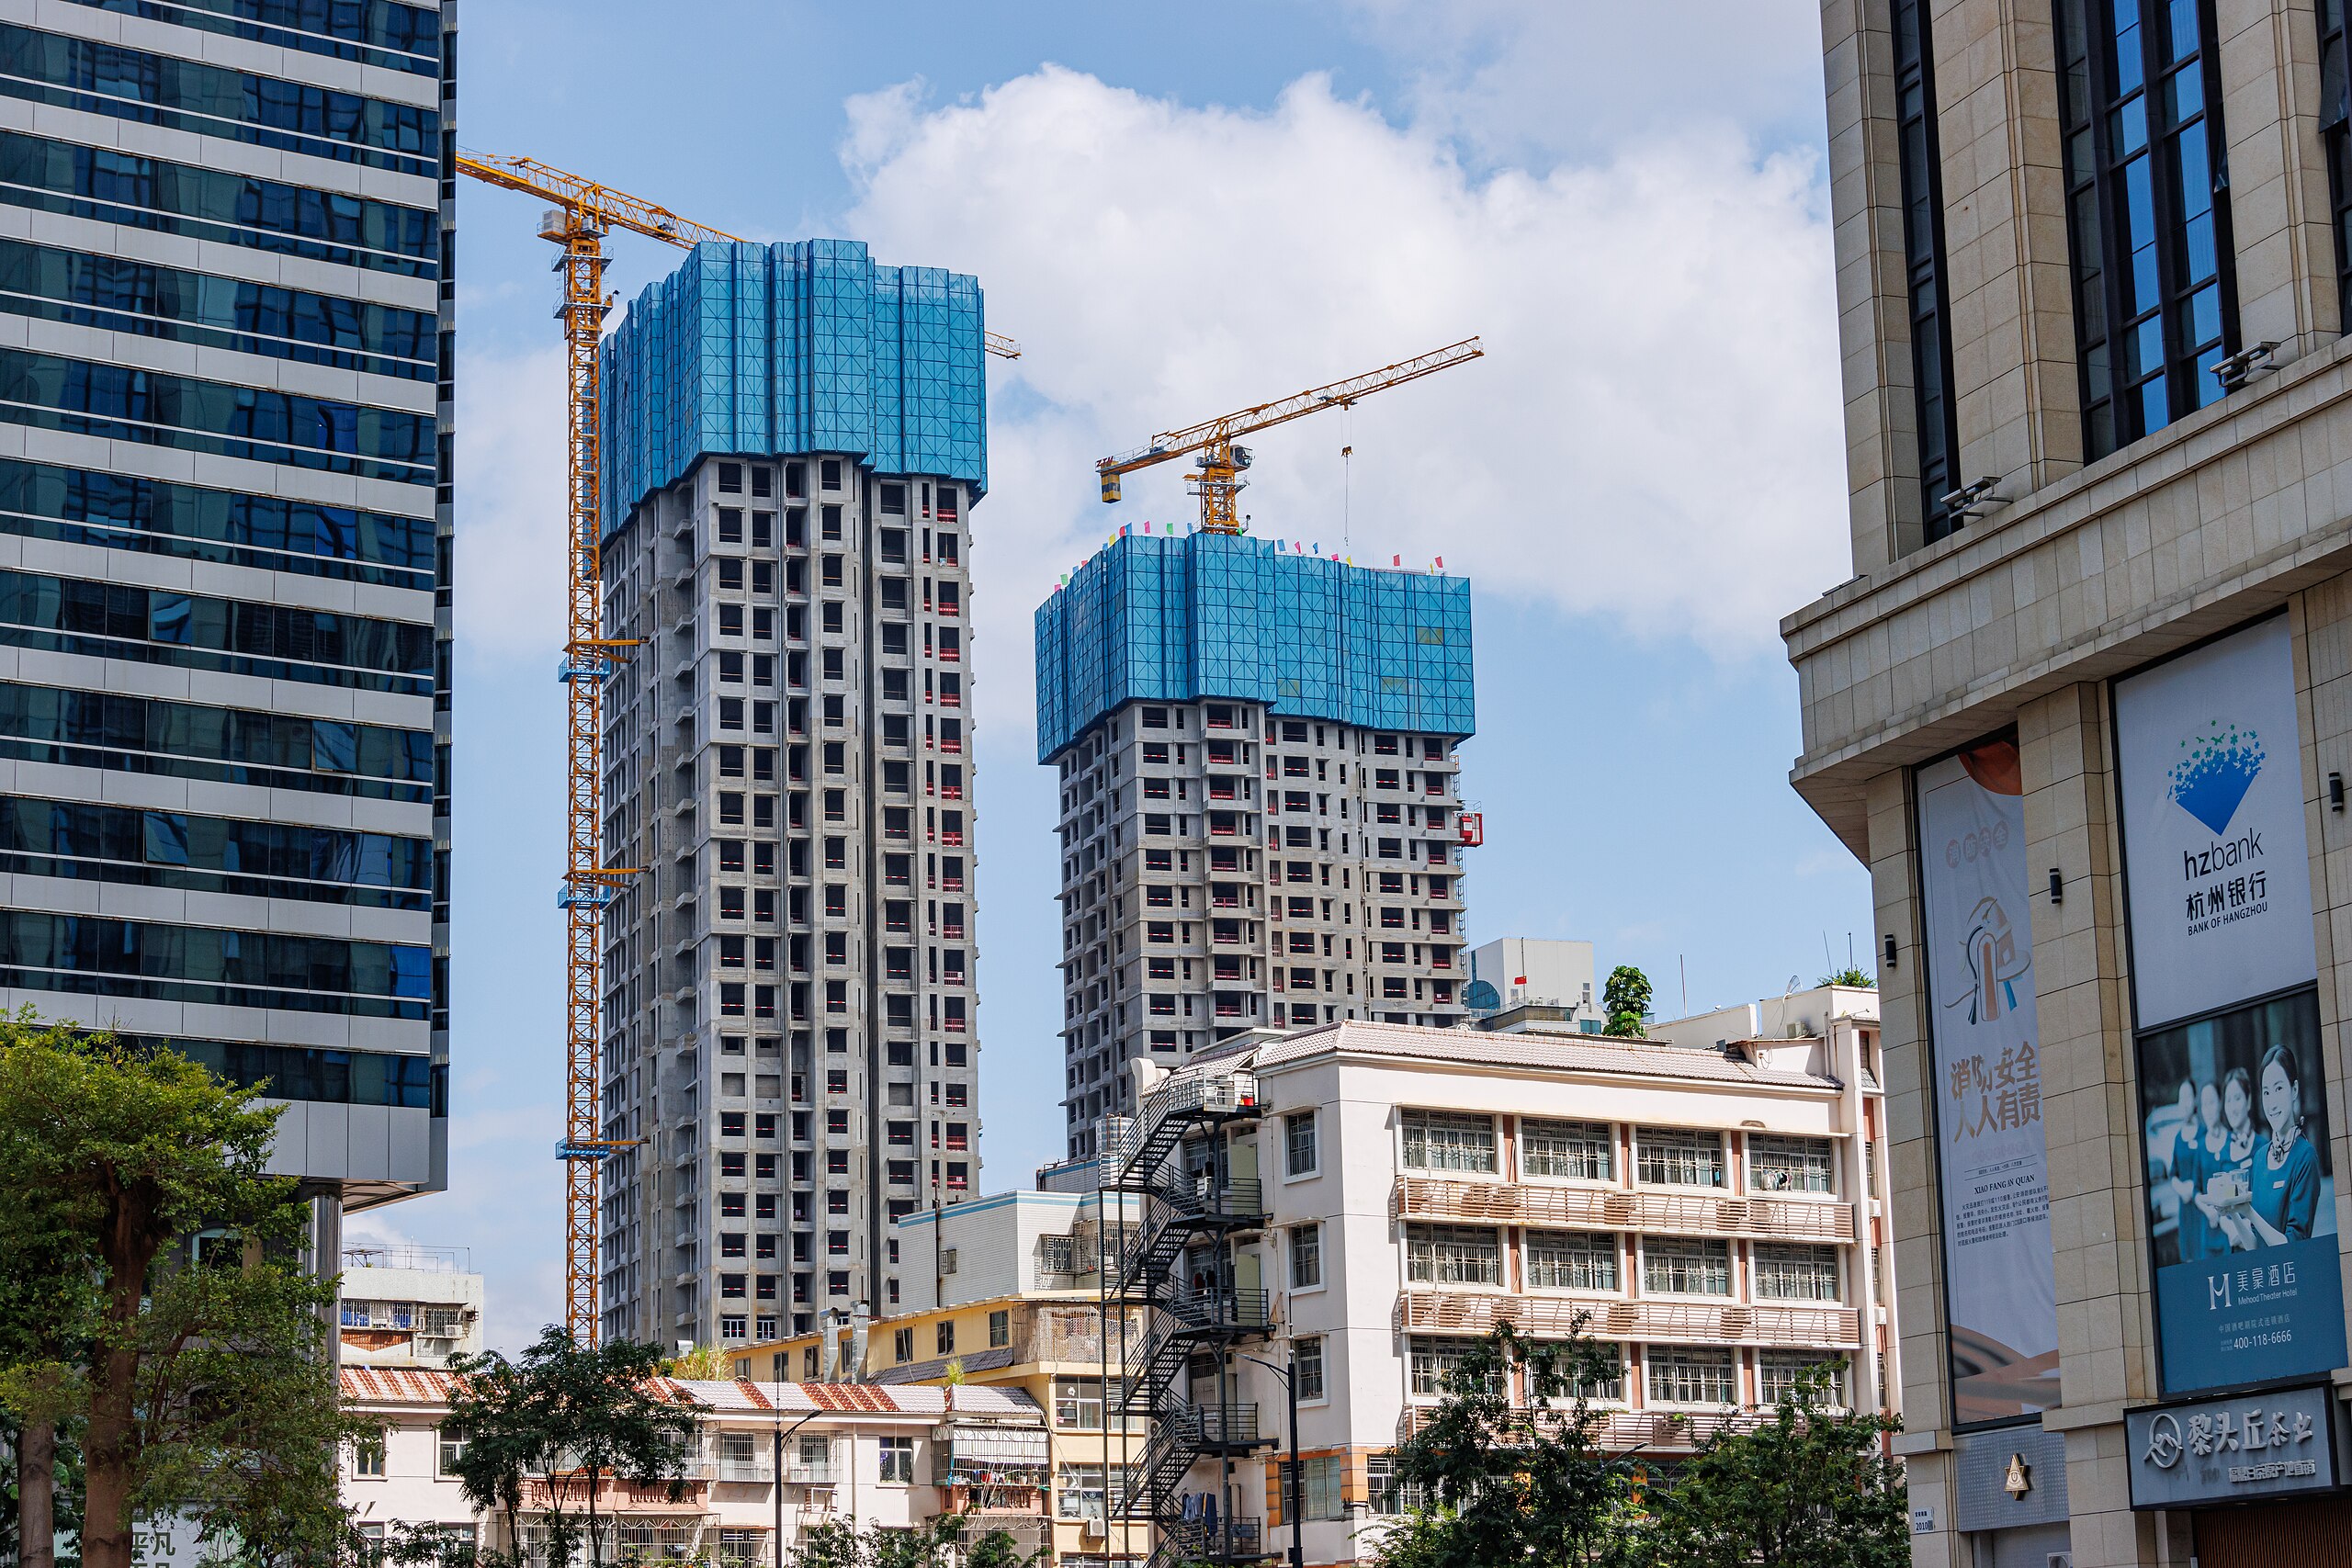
[1395,1404,1777,1452]
[1392,1178,1854,1243]
[1394,1290,1859,1349]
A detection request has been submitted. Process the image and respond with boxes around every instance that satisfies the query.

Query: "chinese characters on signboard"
[1917,739,2060,1424]
[2127,1383,2342,1506]
[2116,616,2341,1397]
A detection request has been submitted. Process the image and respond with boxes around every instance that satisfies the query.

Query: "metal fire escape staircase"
[1097,1071,1275,1566]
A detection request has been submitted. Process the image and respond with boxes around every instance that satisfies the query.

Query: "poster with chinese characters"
[2136,988,2342,1394]
[1917,740,2060,1424]
[2127,1382,2344,1507]
[2114,614,2317,1031]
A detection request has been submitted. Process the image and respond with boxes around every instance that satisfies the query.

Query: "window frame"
[1284,1109,1319,1179]
[1399,1109,1498,1175]
[1289,1222,1324,1292]
[2052,0,2241,458]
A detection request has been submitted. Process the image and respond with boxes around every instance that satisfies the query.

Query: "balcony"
[1392,1178,1854,1243]
[1396,1404,1771,1453]
[1394,1290,1859,1349]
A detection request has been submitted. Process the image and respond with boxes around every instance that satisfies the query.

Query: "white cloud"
[1340,0,1826,168]
[454,344,569,660]
[842,66,1846,743]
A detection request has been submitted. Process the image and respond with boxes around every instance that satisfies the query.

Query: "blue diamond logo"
[2168,720,2264,836]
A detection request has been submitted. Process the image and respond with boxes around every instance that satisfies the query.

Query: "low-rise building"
[338,1247,483,1370]
[1095,1014,1894,1565]
[738,1189,1151,1565]
[337,1369,1050,1565]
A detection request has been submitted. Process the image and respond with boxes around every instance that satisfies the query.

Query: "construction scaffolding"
[1034,531,1476,763]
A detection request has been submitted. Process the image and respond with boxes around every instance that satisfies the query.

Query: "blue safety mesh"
[1034,533,1475,762]
[600,239,987,536]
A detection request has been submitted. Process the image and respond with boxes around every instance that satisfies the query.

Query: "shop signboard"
[2114,614,2316,1031]
[1917,738,2060,1424]
[2116,616,2342,1396]
[2126,1384,2344,1508]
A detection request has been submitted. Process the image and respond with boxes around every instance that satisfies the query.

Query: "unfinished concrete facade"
[1793,0,2352,1561]
[1050,699,1471,1156]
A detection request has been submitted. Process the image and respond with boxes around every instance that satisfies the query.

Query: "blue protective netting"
[1034,533,1475,762]
[599,239,987,536]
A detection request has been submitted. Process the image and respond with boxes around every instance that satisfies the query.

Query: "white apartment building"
[338,1368,1051,1565]
[336,1245,482,1369]
[1096,1014,1893,1566]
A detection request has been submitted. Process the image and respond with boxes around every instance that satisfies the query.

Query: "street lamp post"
[1244,1351,1305,1568]
[771,1402,822,1568]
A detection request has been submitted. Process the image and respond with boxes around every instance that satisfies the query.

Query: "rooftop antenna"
[1679,954,1688,1017]
[1823,931,1834,976]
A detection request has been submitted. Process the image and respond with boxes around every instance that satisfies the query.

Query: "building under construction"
[593,239,989,1348]
[1035,534,1476,1160]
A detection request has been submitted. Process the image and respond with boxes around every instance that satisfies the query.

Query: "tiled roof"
[338,1368,1039,1421]
[340,1366,458,1404]
[1220,1019,1843,1090]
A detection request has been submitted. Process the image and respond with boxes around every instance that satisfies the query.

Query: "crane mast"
[458,151,1020,1345]
[1096,336,1483,532]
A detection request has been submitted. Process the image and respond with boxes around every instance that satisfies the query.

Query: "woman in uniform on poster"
[2208,1044,2323,1251]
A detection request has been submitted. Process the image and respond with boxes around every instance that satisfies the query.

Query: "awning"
[933,1423,1049,1466]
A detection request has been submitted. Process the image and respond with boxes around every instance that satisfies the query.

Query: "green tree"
[1634,1362,1906,1568]
[1602,966,1652,1038]
[787,1513,1041,1568]
[0,1020,370,1568]
[1376,1323,1638,1567]
[443,1326,704,1568]
[1816,968,1875,988]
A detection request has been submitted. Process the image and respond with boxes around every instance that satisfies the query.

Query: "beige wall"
[1799,1,2352,1564]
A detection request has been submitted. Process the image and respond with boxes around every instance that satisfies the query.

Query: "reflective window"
[0,570,434,694]
[0,24,437,174]
[2054,0,2237,457]
[0,680,431,800]
[0,349,435,484]
[1894,0,1963,544]
[0,130,436,276]
[0,244,435,384]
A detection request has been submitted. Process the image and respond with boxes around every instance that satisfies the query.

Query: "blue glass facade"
[1034,532,1475,762]
[600,239,987,536]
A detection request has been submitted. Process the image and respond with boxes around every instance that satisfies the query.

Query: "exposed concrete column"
[2019,684,2155,1568]
[1864,767,1966,1567]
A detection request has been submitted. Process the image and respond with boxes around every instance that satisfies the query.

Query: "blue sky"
[393,0,1868,1348]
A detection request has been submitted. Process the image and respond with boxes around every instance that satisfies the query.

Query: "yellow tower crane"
[1095,336,1482,533]
[455,150,1016,1344]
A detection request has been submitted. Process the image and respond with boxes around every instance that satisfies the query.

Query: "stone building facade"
[1792,0,2352,1562]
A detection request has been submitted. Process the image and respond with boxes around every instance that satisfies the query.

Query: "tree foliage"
[0,1016,371,1568]
[1637,1364,1907,1568]
[1602,966,1653,1038]
[441,1326,704,1568]
[1379,1323,1640,1567]
[1372,1335,1906,1568]
[1816,967,1875,989]
[788,1512,1041,1568]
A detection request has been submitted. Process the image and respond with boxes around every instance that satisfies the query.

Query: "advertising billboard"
[2114,614,2317,1031]
[2116,615,2340,1396]
[1917,738,2060,1424]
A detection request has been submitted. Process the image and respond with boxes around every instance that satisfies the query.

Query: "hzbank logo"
[2168,719,2265,835]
